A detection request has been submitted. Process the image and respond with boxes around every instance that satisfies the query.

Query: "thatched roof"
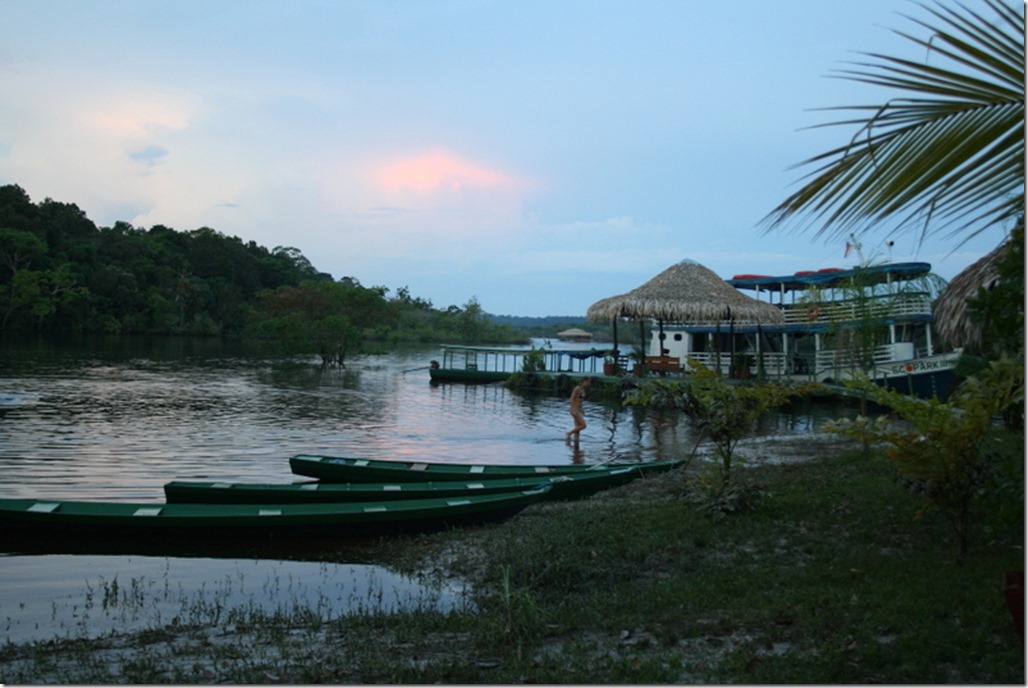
[934,242,1010,350]
[556,328,592,341]
[587,259,785,324]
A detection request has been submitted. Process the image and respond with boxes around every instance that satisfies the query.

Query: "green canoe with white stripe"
[289,454,685,483]
[165,465,645,505]
[0,485,550,548]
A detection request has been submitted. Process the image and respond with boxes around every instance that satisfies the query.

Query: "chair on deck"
[645,356,682,375]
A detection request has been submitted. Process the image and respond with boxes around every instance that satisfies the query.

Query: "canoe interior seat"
[467,483,485,489]
[258,509,282,516]
[133,507,162,517]
[353,460,369,467]
[28,502,60,513]
[534,467,553,473]
[446,499,471,506]
[363,506,388,513]
[300,484,319,490]
[470,466,484,473]
[411,463,428,471]
[383,485,402,491]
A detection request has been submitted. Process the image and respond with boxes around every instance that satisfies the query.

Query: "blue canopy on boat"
[726,262,931,293]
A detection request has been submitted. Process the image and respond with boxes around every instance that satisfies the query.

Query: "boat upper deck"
[726,262,932,294]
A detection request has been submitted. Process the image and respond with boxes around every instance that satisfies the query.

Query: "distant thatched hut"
[556,328,592,343]
[934,242,1011,351]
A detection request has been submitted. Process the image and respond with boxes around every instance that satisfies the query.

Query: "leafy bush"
[823,354,1024,563]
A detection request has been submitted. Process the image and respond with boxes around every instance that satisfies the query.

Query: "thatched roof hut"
[934,242,1010,350]
[587,259,784,325]
[556,327,592,342]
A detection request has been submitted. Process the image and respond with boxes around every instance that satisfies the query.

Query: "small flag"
[844,242,852,258]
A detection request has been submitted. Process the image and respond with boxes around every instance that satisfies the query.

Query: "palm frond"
[763,0,1024,247]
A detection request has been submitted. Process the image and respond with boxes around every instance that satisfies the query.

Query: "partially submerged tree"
[251,280,393,366]
[629,361,820,516]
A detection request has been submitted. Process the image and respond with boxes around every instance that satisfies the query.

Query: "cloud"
[0,64,204,224]
[300,148,541,261]
[80,97,193,139]
[361,149,535,236]
[372,150,516,192]
[129,145,169,166]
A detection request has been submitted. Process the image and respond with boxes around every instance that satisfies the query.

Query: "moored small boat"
[429,344,611,383]
[288,454,685,483]
[0,486,550,549]
[165,465,647,505]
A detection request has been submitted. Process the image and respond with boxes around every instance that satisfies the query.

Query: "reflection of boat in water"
[648,262,959,400]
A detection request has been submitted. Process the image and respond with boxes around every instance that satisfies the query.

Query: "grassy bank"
[1,435,1022,683]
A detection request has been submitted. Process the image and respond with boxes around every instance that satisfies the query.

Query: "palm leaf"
[764,0,1024,247]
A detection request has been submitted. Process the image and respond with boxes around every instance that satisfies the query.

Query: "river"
[0,334,853,644]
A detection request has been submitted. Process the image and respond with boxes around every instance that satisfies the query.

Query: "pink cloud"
[372,149,517,192]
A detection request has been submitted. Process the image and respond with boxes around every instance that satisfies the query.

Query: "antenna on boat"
[845,233,866,265]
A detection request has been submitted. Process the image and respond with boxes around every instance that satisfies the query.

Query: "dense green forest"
[0,184,598,354]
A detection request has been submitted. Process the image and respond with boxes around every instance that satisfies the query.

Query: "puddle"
[0,554,471,645]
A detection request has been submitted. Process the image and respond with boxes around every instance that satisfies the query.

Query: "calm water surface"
[0,335,852,644]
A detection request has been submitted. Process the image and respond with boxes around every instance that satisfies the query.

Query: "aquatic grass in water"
[0,555,471,646]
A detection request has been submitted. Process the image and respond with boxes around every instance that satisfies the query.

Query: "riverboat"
[648,262,959,400]
[0,486,550,547]
[165,465,644,505]
[429,344,610,383]
[290,454,685,483]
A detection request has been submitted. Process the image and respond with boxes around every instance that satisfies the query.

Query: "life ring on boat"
[806,306,821,320]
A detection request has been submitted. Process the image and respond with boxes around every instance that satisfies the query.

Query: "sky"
[0,0,1018,317]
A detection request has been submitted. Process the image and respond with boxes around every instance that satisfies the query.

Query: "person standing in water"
[565,377,593,444]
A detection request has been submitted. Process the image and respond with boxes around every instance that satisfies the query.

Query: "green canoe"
[0,485,550,548]
[165,465,645,505]
[289,454,685,483]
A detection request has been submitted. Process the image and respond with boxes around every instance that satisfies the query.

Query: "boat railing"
[814,342,916,374]
[680,352,790,378]
[783,293,931,325]
[438,345,609,376]
[682,342,924,381]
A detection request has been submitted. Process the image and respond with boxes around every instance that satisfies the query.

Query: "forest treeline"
[0,184,587,355]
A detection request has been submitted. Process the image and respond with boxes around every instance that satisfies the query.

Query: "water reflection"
[0,338,858,500]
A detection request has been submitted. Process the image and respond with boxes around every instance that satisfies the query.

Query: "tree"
[0,228,49,327]
[12,265,85,328]
[251,280,393,366]
[628,362,820,517]
[764,0,1024,247]
[965,220,1024,362]
[824,354,1023,564]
